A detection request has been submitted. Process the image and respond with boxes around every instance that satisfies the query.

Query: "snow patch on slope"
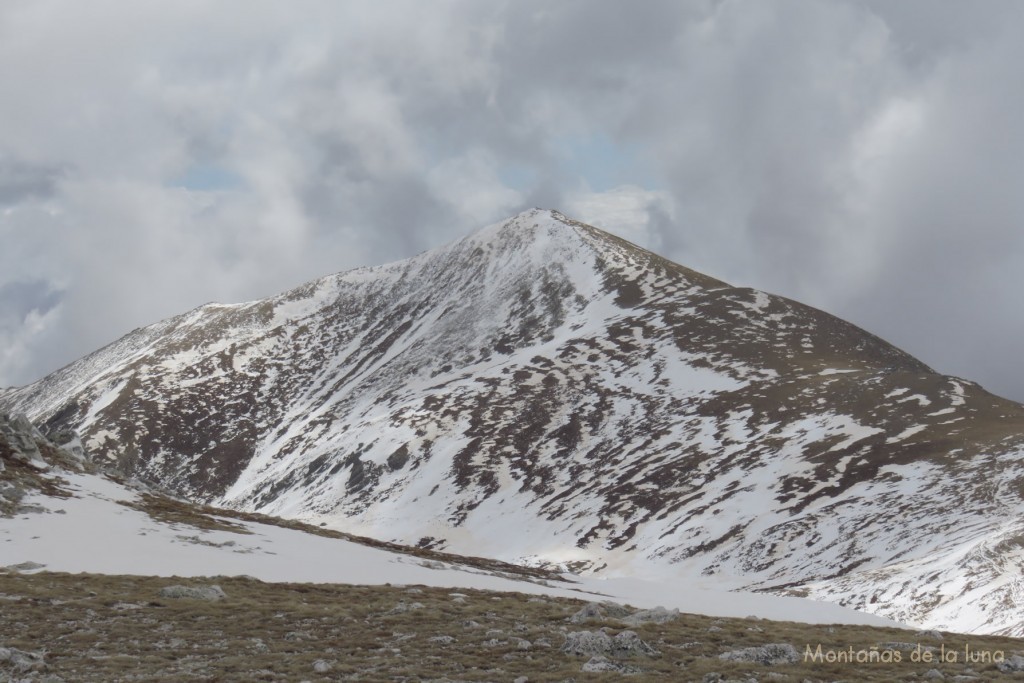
[0,470,897,627]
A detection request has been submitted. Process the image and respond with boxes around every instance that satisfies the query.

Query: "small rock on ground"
[581,655,643,674]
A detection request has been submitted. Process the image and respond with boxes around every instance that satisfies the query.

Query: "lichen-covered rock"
[998,654,1024,673]
[611,630,659,657]
[568,601,633,623]
[1,414,91,517]
[158,584,227,601]
[562,629,659,658]
[0,414,46,468]
[385,600,424,615]
[582,655,618,672]
[621,606,680,626]
[581,655,642,673]
[562,630,614,657]
[718,642,799,665]
[48,428,86,463]
[0,645,47,673]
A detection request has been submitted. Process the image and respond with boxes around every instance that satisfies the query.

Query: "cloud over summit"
[2,1,1023,401]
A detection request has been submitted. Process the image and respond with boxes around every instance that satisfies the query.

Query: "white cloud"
[427,149,524,226]
[1,1,1023,402]
[0,304,62,390]
[564,185,673,254]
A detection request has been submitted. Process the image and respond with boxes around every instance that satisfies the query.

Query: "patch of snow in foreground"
[0,472,900,629]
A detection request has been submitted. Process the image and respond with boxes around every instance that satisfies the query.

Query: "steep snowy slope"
[4,209,1024,634]
[0,422,895,627]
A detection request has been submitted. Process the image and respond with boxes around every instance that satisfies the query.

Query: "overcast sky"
[2,1,1024,402]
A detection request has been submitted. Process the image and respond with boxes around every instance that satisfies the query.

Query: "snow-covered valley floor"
[1,470,897,628]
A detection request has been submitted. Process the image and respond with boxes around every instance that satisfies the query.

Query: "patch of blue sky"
[170,163,244,191]
[556,132,659,192]
[496,163,537,191]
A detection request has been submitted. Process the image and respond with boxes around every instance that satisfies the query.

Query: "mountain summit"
[4,209,1024,634]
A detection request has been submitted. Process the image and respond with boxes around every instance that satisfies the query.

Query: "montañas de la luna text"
[804,643,1005,665]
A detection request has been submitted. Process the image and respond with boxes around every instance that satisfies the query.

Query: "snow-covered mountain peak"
[4,211,1024,635]
[457,207,575,246]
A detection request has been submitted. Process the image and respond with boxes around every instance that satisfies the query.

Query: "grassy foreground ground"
[1,571,1023,682]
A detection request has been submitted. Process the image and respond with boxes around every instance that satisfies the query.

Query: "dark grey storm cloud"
[1,0,1023,403]
[0,280,62,326]
[0,158,64,205]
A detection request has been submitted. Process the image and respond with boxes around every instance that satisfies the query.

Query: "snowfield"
[0,469,898,628]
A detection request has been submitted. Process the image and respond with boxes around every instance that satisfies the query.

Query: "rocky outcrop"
[0,413,50,471]
[0,413,86,472]
[562,629,659,658]
[567,601,634,624]
[568,601,681,627]
[0,413,86,516]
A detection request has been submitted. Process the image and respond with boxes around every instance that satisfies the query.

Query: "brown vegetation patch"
[2,571,1022,681]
